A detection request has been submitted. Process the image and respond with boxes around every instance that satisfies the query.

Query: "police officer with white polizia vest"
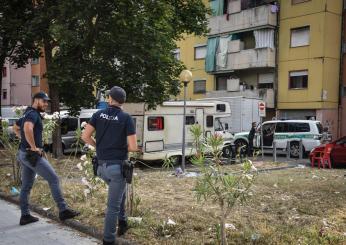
[82,86,137,245]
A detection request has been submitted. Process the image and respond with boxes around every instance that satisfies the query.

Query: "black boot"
[117,219,128,236]
[103,240,115,245]
[59,208,80,221]
[20,214,39,225]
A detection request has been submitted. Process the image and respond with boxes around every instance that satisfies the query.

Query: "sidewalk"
[0,198,99,245]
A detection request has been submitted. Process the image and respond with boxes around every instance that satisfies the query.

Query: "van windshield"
[215,117,231,131]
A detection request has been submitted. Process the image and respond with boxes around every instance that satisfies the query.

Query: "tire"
[235,139,248,156]
[222,145,232,158]
[289,142,304,158]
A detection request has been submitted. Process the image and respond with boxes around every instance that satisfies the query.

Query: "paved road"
[0,199,99,245]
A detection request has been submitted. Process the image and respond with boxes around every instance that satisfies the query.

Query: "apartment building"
[1,61,32,106]
[277,0,342,139]
[176,0,279,120]
[31,48,49,96]
[340,1,346,137]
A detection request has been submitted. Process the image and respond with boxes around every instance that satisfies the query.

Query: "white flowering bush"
[76,123,105,199]
[42,112,59,145]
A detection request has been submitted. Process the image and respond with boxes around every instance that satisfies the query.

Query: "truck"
[123,100,234,162]
[198,96,261,133]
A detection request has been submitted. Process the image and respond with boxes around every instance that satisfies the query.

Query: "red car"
[310,136,346,167]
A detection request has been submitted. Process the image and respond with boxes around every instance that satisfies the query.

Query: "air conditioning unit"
[228,40,244,53]
[227,78,240,92]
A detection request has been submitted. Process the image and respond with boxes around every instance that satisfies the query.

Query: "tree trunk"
[43,43,63,158]
[220,201,227,245]
[0,55,6,134]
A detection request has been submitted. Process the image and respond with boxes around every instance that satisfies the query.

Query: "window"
[289,70,308,89]
[294,123,310,132]
[173,49,180,61]
[194,80,206,94]
[292,0,311,4]
[61,118,78,135]
[2,89,7,100]
[185,116,195,125]
[206,115,213,128]
[291,26,310,47]
[275,122,310,133]
[216,104,226,112]
[148,117,164,131]
[2,67,6,77]
[32,58,39,64]
[262,123,275,136]
[32,75,40,87]
[216,77,227,90]
[194,45,207,60]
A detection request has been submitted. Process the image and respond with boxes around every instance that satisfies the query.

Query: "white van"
[123,101,234,161]
[234,120,323,157]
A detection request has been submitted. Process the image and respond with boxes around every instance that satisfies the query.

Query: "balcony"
[208,5,277,36]
[206,88,275,108]
[216,48,275,72]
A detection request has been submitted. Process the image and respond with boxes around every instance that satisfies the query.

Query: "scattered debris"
[312,175,319,179]
[128,217,142,224]
[335,191,340,194]
[10,187,19,196]
[184,172,200,178]
[296,164,306,169]
[6,173,11,177]
[289,178,294,182]
[175,167,183,177]
[42,207,51,211]
[251,233,260,241]
[225,223,237,230]
[166,218,176,226]
[273,183,278,188]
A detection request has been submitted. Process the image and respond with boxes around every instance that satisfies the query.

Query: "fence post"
[299,138,303,160]
[286,140,290,160]
[273,140,277,163]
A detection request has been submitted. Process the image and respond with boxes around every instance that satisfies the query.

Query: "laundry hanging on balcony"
[253,29,274,49]
[216,35,232,69]
[205,37,220,72]
[210,0,224,16]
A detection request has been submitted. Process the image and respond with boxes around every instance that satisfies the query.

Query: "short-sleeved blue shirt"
[89,106,136,160]
[16,107,43,151]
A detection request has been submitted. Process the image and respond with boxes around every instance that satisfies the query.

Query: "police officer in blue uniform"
[13,92,80,225]
[82,86,137,245]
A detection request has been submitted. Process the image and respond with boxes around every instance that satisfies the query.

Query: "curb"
[0,192,135,245]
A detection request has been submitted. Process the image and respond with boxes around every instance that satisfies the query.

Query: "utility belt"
[92,156,134,184]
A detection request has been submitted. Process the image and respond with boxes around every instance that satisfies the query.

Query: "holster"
[26,150,41,167]
[122,160,134,184]
[92,156,98,177]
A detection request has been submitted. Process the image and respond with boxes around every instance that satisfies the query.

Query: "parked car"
[309,136,346,166]
[234,120,324,157]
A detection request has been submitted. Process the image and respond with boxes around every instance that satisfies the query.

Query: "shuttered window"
[291,26,310,47]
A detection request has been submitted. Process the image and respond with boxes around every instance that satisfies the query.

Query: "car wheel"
[289,142,304,158]
[222,145,233,158]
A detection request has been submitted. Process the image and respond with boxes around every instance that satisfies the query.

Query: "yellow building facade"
[176,35,213,100]
[277,0,342,138]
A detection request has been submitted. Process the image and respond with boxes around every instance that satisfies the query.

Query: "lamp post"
[179,69,192,172]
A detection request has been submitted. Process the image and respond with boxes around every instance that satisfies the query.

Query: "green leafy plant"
[190,128,257,245]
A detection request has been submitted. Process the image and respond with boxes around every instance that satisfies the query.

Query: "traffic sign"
[258,101,266,117]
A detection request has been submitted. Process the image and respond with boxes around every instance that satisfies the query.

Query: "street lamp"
[179,69,192,172]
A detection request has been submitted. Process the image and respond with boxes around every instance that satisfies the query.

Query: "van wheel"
[235,140,248,156]
[289,142,304,158]
[222,146,233,158]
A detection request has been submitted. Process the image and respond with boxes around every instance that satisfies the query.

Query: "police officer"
[247,122,257,157]
[82,86,137,245]
[13,92,80,225]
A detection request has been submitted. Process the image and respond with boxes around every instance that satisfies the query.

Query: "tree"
[21,0,209,157]
[0,0,40,121]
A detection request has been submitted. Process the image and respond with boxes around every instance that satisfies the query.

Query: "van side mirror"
[225,123,229,130]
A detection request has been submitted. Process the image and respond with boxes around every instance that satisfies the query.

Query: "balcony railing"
[208,5,277,36]
[215,48,275,72]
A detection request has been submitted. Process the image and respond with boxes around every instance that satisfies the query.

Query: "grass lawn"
[0,152,345,245]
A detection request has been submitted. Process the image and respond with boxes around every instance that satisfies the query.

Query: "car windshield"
[215,117,230,131]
